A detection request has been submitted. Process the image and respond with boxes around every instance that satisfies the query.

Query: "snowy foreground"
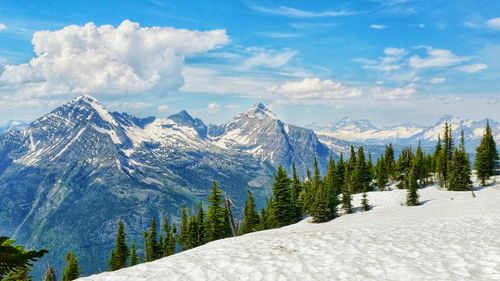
[79,177,500,281]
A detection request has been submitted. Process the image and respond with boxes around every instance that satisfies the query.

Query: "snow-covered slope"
[79,177,500,281]
[318,115,500,152]
[0,120,29,134]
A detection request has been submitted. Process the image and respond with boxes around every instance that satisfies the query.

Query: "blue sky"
[0,0,499,127]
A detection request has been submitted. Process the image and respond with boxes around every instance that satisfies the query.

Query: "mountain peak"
[58,94,118,126]
[242,103,277,120]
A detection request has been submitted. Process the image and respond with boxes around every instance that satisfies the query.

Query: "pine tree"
[290,164,303,222]
[475,120,499,185]
[433,134,443,180]
[311,181,330,222]
[163,222,176,257]
[361,188,369,211]
[0,236,47,279]
[179,207,190,250]
[195,202,206,246]
[2,267,31,281]
[385,144,396,179]
[438,123,454,188]
[448,131,472,191]
[376,156,389,191]
[205,181,231,242]
[333,153,346,196]
[145,218,160,262]
[108,220,129,271]
[324,157,338,220]
[396,147,413,189]
[299,169,313,214]
[129,243,138,266]
[414,142,426,183]
[61,252,79,281]
[240,191,260,234]
[187,212,198,249]
[270,166,294,227]
[406,165,419,206]
[352,147,371,193]
[43,265,57,281]
[342,180,353,214]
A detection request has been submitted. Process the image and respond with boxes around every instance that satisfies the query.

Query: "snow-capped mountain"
[0,95,355,277]
[317,114,500,152]
[0,120,29,134]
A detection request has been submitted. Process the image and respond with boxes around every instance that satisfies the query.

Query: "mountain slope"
[78,177,500,281]
[0,96,357,277]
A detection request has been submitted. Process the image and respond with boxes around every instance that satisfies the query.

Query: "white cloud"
[158,104,169,113]
[267,77,361,100]
[0,20,228,97]
[207,103,220,113]
[371,84,416,100]
[384,47,406,56]
[0,23,7,31]
[241,50,297,69]
[486,17,500,30]
[429,77,446,84]
[409,48,469,69]
[455,63,488,73]
[370,24,387,29]
[250,4,354,18]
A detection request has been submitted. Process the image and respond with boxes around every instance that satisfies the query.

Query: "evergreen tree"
[352,147,371,193]
[205,181,231,242]
[2,267,31,281]
[290,164,303,222]
[108,220,128,271]
[129,243,138,266]
[414,142,426,183]
[475,120,499,185]
[376,156,389,191]
[396,147,413,189]
[270,166,294,227]
[299,169,313,214]
[187,212,198,249]
[385,144,396,179]
[0,236,46,278]
[195,202,206,246]
[311,181,330,222]
[406,165,419,206]
[61,252,79,281]
[448,131,473,191]
[324,157,339,220]
[43,265,57,281]
[240,191,260,234]
[333,153,346,196]
[164,223,176,257]
[361,188,369,211]
[342,181,353,214]
[433,134,443,180]
[179,207,190,250]
[438,123,454,188]
[145,218,160,262]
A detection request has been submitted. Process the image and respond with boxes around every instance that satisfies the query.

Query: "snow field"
[79,177,500,281]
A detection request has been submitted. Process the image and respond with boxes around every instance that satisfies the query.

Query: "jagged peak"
[60,94,117,126]
[242,103,278,120]
[168,110,194,122]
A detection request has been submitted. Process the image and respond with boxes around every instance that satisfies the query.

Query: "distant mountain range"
[316,115,500,152]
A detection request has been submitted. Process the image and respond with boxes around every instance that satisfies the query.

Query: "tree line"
[1,121,497,280]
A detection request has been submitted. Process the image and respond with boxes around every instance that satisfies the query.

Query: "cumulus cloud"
[486,17,500,30]
[0,23,7,31]
[455,63,488,73]
[370,24,387,29]
[267,77,361,100]
[0,20,228,97]
[371,84,416,100]
[409,47,469,69]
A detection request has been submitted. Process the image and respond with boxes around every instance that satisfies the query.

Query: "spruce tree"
[384,144,396,179]
[179,207,190,250]
[195,202,206,246]
[108,220,128,271]
[475,120,499,185]
[205,181,231,242]
[187,212,198,249]
[361,188,369,211]
[129,243,138,266]
[406,165,419,206]
[270,166,294,227]
[396,147,413,189]
[324,157,338,220]
[0,236,46,278]
[311,181,330,222]
[43,265,57,281]
[333,153,346,196]
[447,131,472,191]
[414,142,426,183]
[145,218,160,262]
[352,147,371,193]
[376,156,389,191]
[164,224,176,257]
[290,164,303,222]
[61,252,79,281]
[2,267,31,281]
[240,191,260,234]
[342,181,353,214]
